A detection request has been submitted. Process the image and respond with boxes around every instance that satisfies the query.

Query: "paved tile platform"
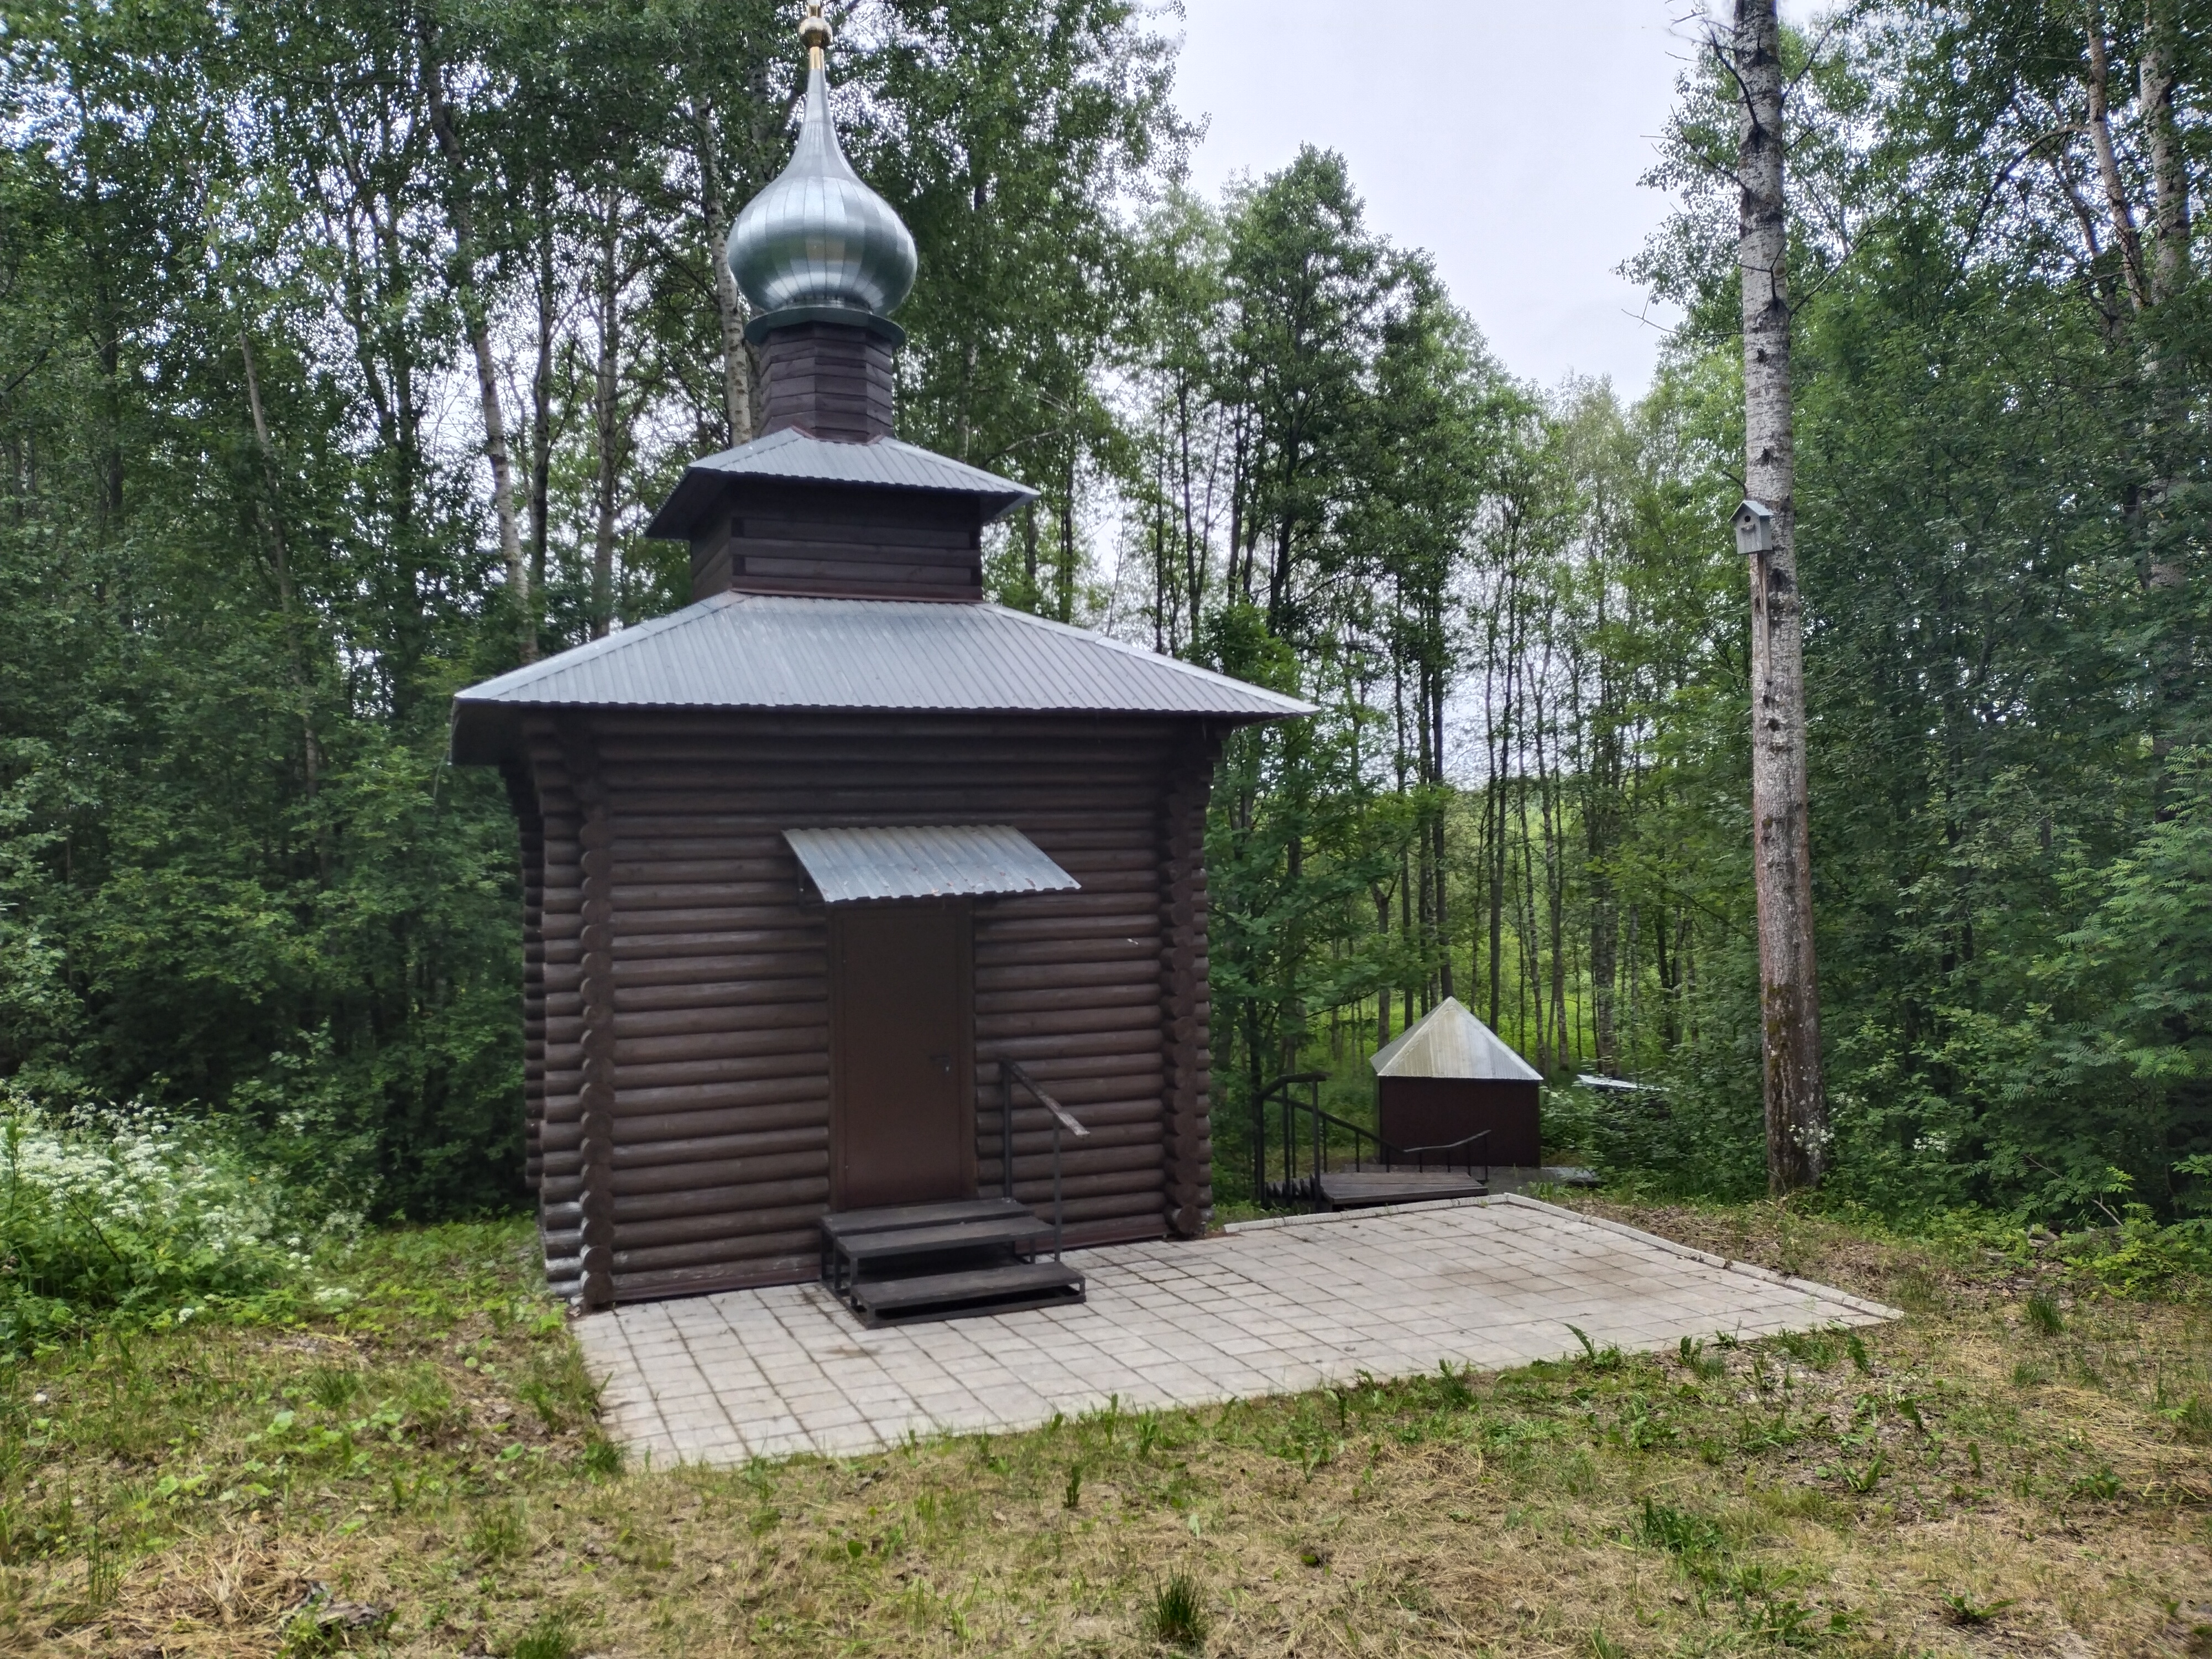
[576,1194,1897,1466]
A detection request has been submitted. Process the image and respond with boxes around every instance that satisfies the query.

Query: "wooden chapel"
[450,6,1309,1322]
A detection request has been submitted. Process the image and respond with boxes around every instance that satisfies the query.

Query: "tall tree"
[1726,0,1827,1192]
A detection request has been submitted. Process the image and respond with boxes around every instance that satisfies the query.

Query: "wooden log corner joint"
[449,12,1312,1320]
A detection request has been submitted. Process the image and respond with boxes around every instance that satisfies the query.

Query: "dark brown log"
[611,973,827,1013]
[611,928,822,962]
[609,998,825,1036]
[613,1025,827,1065]
[614,956,826,990]
[611,1168,827,1215]
[611,1124,826,1168]
[613,1052,830,1091]
[609,1203,828,1251]
[615,1099,831,1142]
[611,1147,826,1196]
[975,1007,1164,1041]
[613,1075,828,1114]
[611,1251,818,1297]
[610,1229,820,1276]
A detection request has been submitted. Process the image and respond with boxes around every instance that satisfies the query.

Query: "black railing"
[1003,1061,1090,1261]
[1254,1071,1491,1209]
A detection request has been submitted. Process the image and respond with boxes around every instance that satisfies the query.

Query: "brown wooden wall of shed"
[1376,1078,1542,1169]
[516,712,1216,1306]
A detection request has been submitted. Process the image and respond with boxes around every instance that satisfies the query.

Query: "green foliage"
[1145,1571,1209,1650]
[0,0,1188,1223]
[2066,1207,2212,1297]
[1636,1497,1725,1559]
[508,1610,580,1659]
[0,1095,349,1351]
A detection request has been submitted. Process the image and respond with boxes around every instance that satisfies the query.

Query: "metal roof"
[1370,998,1545,1082]
[645,427,1036,537]
[450,591,1313,763]
[784,825,1077,904]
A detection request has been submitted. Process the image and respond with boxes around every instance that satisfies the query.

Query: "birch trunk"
[529,174,555,608]
[421,36,530,659]
[2084,2,2151,312]
[1734,0,1827,1192]
[239,326,325,873]
[592,197,622,640]
[696,100,755,446]
[2138,0,2190,307]
[2137,0,2189,607]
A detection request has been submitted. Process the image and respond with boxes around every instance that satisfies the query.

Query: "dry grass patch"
[0,1205,2205,1656]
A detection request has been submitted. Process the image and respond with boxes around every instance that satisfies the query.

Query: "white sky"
[1172,0,1718,400]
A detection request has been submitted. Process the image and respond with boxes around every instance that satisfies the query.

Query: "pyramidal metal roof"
[450,592,1313,763]
[1370,997,1545,1082]
[645,427,1036,536]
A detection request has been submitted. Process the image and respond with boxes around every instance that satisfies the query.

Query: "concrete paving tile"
[572,1197,1889,1467]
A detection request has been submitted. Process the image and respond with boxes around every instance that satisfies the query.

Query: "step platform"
[821,1197,1087,1326]
[1316,1169,1489,1211]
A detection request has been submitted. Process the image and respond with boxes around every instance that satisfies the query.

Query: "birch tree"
[1727,0,1827,1191]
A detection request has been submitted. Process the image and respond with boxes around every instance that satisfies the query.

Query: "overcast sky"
[1172,0,1718,400]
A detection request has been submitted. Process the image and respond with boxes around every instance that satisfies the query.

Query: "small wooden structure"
[1371,998,1545,1170]
[450,13,1308,1317]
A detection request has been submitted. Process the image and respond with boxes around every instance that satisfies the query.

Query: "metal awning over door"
[784,824,1079,904]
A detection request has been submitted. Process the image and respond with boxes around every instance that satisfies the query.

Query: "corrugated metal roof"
[450,591,1313,762]
[1370,998,1545,1082]
[644,427,1036,536]
[784,825,1078,903]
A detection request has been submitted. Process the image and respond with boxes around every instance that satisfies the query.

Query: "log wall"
[514,711,1220,1307]
[688,479,984,604]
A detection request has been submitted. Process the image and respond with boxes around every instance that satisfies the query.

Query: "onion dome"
[727,3,917,344]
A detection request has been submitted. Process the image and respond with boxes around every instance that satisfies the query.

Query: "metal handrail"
[1259,1083,1492,1208]
[1003,1061,1090,1261]
[1254,1071,1329,1203]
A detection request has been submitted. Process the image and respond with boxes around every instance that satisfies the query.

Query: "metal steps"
[848,1260,1085,1326]
[1315,1168,1489,1210]
[821,1197,1087,1326]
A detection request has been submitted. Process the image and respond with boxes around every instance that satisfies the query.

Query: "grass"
[0,1202,2206,1655]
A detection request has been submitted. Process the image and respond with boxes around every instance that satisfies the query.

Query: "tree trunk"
[421,33,530,660]
[2083,2,2151,313]
[238,325,325,878]
[697,99,755,447]
[2138,0,2190,307]
[529,171,554,627]
[592,195,622,640]
[1430,667,1453,1001]
[1733,0,1827,1192]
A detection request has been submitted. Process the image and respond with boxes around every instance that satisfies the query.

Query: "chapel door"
[830,902,974,1211]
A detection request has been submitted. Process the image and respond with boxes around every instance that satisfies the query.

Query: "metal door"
[830,902,974,1211]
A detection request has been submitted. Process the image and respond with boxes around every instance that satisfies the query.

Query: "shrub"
[0,1088,354,1351]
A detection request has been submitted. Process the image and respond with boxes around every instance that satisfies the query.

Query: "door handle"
[928,1053,951,1075]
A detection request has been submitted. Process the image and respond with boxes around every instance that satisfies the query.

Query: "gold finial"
[800,2,831,70]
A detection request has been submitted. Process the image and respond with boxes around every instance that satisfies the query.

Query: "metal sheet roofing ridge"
[980,603,1316,717]
[1369,996,1544,1082]
[452,593,1312,718]
[688,429,1032,499]
[782,823,1078,902]
[455,591,744,705]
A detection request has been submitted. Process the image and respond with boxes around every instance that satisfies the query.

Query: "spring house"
[450,8,1310,1320]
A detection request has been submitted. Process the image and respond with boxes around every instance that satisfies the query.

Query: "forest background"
[0,0,2206,1233]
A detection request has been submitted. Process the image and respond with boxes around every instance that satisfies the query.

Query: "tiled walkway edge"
[575,1195,1897,1466]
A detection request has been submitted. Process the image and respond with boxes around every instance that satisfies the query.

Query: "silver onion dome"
[727,4,917,338]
